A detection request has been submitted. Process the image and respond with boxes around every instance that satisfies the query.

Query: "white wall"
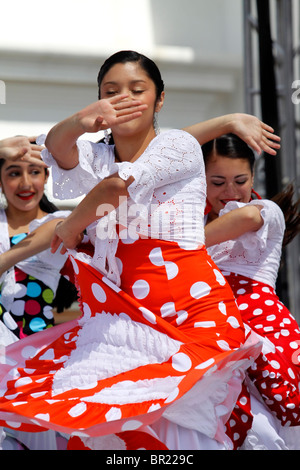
[0,0,245,204]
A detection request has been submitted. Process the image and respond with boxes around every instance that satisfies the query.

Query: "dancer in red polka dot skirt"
[0,52,261,451]
[202,133,300,450]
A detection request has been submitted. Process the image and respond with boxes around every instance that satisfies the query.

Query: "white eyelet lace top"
[207,199,286,289]
[41,130,207,285]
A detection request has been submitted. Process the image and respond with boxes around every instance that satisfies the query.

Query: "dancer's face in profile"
[205,154,254,220]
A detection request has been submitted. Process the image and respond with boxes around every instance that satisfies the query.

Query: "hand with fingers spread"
[45,94,149,169]
[184,113,281,156]
[0,136,46,166]
[227,113,281,156]
[76,94,148,134]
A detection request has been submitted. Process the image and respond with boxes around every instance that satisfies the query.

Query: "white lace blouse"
[42,130,207,285]
[207,199,286,289]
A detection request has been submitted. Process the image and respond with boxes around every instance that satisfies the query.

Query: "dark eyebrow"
[102,79,147,86]
[210,174,249,179]
[4,163,42,172]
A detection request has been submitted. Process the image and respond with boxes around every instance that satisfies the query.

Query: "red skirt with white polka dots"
[0,240,260,449]
[225,272,300,448]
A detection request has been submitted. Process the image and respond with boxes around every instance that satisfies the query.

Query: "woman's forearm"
[45,115,83,170]
[0,219,64,275]
[184,113,281,155]
[51,175,133,253]
[205,205,263,247]
[184,115,233,145]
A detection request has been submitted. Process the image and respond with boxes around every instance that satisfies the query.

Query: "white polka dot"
[250,293,260,300]
[217,340,231,351]
[160,302,176,318]
[262,287,271,293]
[288,368,296,379]
[238,303,249,311]
[237,289,246,295]
[149,247,164,266]
[172,352,192,372]
[165,387,180,403]
[11,300,25,316]
[43,306,54,320]
[68,402,87,418]
[164,261,179,280]
[253,309,263,316]
[264,326,274,332]
[70,257,79,275]
[121,420,143,431]
[6,421,22,429]
[115,257,123,275]
[14,284,27,298]
[15,377,32,388]
[132,280,150,299]
[218,302,227,316]
[265,300,275,306]
[176,311,188,326]
[91,283,107,303]
[35,413,50,422]
[274,394,283,402]
[227,316,240,329]
[233,433,240,441]
[105,407,122,422]
[270,360,281,370]
[281,330,290,337]
[40,349,55,361]
[267,315,276,322]
[290,341,300,350]
[196,358,215,370]
[82,302,92,320]
[2,311,18,331]
[190,282,211,299]
[214,269,226,286]
[239,396,248,406]
[139,307,157,325]
[194,321,216,328]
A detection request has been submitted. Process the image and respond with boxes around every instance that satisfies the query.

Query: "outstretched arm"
[205,204,263,248]
[45,95,148,170]
[0,218,65,277]
[184,113,281,155]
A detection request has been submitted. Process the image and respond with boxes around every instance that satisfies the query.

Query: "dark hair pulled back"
[201,133,256,173]
[97,50,165,100]
[202,133,300,247]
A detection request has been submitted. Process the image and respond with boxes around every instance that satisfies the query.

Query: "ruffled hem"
[0,257,262,448]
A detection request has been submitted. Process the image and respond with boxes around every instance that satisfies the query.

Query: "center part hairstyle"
[97,50,165,100]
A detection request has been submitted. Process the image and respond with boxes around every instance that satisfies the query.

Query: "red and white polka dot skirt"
[0,240,260,449]
[225,272,300,448]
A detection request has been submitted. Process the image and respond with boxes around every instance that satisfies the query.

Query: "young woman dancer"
[202,133,300,449]
[0,155,78,339]
[0,50,266,451]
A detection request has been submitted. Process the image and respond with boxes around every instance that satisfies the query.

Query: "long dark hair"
[202,133,300,247]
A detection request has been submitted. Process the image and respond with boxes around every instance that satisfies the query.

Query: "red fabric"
[0,240,260,448]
